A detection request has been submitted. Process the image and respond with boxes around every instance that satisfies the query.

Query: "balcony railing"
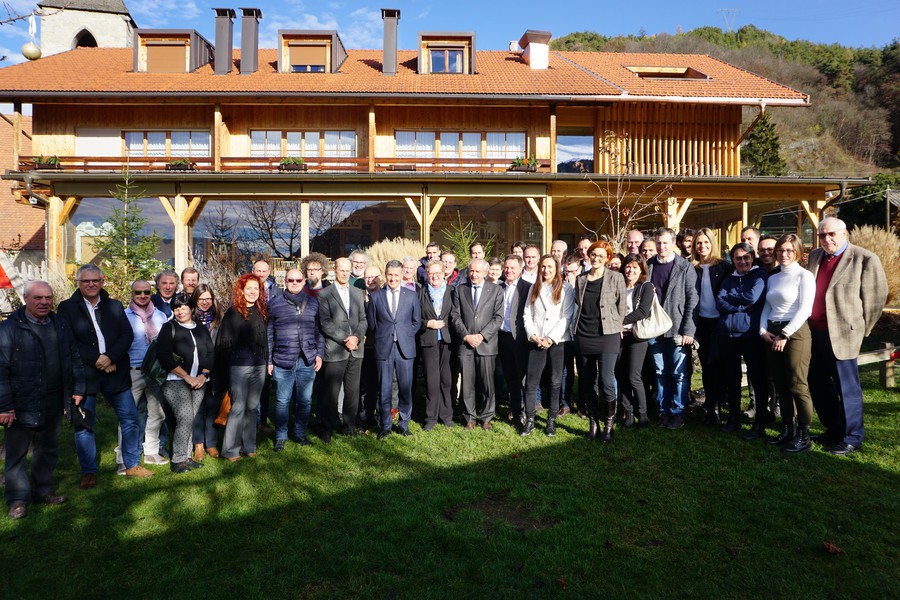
[17,156,551,175]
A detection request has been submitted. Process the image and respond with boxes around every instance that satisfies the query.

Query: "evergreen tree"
[91,170,166,299]
[743,113,787,176]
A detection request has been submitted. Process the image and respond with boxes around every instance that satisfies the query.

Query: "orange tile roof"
[0,47,808,105]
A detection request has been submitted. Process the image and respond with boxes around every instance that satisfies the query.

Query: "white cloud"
[417,8,431,19]
[129,0,201,27]
[259,13,341,49]
[0,45,28,66]
[258,8,382,50]
[342,8,381,49]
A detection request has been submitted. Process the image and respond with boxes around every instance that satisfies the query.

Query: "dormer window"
[418,32,475,74]
[133,29,213,73]
[278,30,347,74]
[626,66,710,80]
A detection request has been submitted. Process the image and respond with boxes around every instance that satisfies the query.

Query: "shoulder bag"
[632,284,673,341]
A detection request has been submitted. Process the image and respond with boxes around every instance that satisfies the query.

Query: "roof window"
[418,32,475,74]
[278,31,347,74]
[626,66,709,80]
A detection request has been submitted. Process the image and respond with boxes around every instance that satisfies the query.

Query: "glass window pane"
[448,50,462,73]
[507,133,526,157]
[171,131,190,157]
[124,132,143,157]
[440,132,459,158]
[339,131,356,157]
[324,131,340,157]
[486,133,505,158]
[190,131,210,157]
[304,131,319,157]
[250,130,267,157]
[461,133,481,158]
[286,132,302,156]
[147,131,166,157]
[416,132,435,158]
[430,50,444,73]
[396,131,415,158]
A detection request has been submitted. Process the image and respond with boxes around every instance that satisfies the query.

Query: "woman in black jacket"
[616,254,655,427]
[157,293,214,473]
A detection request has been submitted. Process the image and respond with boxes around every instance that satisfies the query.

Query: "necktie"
[473,286,480,310]
[391,289,398,317]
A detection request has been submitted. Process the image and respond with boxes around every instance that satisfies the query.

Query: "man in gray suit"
[317,257,368,442]
[450,259,504,430]
[806,217,888,455]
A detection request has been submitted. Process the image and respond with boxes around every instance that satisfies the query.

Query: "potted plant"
[508,156,539,172]
[33,155,61,169]
[278,156,307,172]
[165,157,195,171]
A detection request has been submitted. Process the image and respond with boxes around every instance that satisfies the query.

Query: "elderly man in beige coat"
[806,217,888,455]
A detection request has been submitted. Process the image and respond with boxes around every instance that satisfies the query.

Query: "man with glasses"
[123,279,169,466]
[349,251,368,286]
[806,217,888,455]
[58,265,154,489]
[267,267,325,450]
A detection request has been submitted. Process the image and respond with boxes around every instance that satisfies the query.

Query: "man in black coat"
[58,265,154,489]
[0,281,85,519]
[497,254,532,424]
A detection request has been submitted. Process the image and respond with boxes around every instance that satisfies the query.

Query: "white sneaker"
[143,454,170,465]
[116,463,126,475]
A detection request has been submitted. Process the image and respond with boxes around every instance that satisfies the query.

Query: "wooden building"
[0,8,866,276]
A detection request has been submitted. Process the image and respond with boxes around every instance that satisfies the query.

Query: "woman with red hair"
[214,273,269,461]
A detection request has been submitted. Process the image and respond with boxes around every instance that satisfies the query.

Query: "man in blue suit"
[366,260,422,439]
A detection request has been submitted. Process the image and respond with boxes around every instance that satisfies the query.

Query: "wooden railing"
[17,156,551,175]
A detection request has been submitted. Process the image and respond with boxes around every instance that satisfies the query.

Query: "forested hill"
[551,26,899,177]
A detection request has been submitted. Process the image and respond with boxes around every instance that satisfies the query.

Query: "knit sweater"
[759,261,815,338]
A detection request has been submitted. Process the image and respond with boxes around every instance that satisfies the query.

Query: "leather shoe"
[7,502,27,520]
[226,456,242,463]
[422,423,436,432]
[559,406,571,416]
[825,442,860,456]
[206,447,220,458]
[377,429,392,440]
[464,421,476,430]
[295,436,313,446]
[321,431,332,444]
[482,421,492,431]
[79,473,97,490]
[400,429,413,437]
[34,494,67,505]
[273,439,286,452]
[812,432,838,445]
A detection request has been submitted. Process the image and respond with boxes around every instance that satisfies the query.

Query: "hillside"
[552,26,899,177]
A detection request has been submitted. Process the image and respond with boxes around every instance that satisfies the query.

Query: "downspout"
[820,181,847,221]
[24,173,50,206]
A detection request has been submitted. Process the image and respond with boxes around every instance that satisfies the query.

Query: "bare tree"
[309,200,348,257]
[241,200,304,259]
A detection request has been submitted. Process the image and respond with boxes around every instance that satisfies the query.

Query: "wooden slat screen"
[147,44,186,73]
[289,45,326,69]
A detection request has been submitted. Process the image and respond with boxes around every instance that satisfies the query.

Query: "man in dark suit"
[450,258,504,430]
[419,259,454,430]
[57,265,154,489]
[367,260,421,439]
[806,217,888,455]
[150,269,178,318]
[317,257,368,442]
[498,254,532,424]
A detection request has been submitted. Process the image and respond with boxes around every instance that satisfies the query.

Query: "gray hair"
[23,280,52,298]
[385,259,403,271]
[154,269,177,286]
[819,216,847,232]
[551,239,567,251]
[424,259,443,271]
[76,264,103,280]
[350,250,368,263]
[468,258,488,273]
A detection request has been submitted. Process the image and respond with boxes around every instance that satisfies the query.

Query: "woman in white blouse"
[522,255,575,437]
[759,233,815,453]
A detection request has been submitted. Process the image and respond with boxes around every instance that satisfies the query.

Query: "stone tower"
[37,0,137,56]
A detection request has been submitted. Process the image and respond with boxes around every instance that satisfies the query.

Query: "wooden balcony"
[16,156,551,175]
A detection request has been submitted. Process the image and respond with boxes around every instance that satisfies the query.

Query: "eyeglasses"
[197,296,213,302]
[78,279,102,285]
[776,248,795,255]
[286,278,304,283]
[733,255,753,262]
[306,267,323,273]
[132,290,152,296]
[589,252,606,259]
[818,229,845,239]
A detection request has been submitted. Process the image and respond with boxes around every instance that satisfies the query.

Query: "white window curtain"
[338,131,356,157]
[507,133,526,158]
[124,132,143,157]
[461,133,481,158]
[147,132,166,157]
[440,132,459,158]
[170,131,190,157]
[396,131,415,158]
[303,131,319,157]
[286,132,302,157]
[416,132,435,158]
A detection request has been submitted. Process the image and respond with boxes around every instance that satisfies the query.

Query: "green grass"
[2,365,898,599]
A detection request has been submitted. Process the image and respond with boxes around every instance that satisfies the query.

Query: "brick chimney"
[381,8,400,76]
[213,8,235,75]
[240,8,262,75]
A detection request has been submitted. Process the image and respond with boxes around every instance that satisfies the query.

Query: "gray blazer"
[572,270,627,336]
[317,284,368,361]
[648,254,699,338]
[449,281,504,356]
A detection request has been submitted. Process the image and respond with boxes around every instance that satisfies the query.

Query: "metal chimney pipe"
[240,7,262,75]
[381,8,400,76]
[213,8,236,75]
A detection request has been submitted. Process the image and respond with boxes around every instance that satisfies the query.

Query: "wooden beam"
[549,105,557,174]
[674,197,693,225]
[368,104,376,173]
[526,197,545,227]
[158,196,175,222]
[12,102,21,166]
[422,194,431,246]
[404,196,422,227]
[543,195,553,252]
[182,196,203,225]
[46,196,65,277]
[213,104,222,172]
[300,200,310,257]
[800,199,824,231]
[173,195,189,272]
[427,196,445,228]
[187,198,208,227]
[58,196,80,226]
[741,201,749,230]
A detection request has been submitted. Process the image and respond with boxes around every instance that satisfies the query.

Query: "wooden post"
[12,102,22,165]
[300,200,310,257]
[741,201,749,231]
[213,104,222,172]
[549,105,557,174]
[368,104,376,173]
[544,195,553,252]
[881,342,895,389]
[422,194,431,246]
[46,196,65,277]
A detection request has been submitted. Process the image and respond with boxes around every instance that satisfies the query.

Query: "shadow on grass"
[2,379,899,599]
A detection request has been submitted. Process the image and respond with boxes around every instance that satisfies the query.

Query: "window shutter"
[147,44,186,73]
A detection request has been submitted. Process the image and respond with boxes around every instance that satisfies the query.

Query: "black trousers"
[4,394,63,505]
[720,334,767,421]
[577,351,618,419]
[498,331,528,417]
[617,331,649,419]
[421,342,454,426]
[696,316,724,415]
[359,349,379,427]
[524,342,564,419]
[320,356,362,432]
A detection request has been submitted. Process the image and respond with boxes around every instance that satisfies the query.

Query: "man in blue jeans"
[646,228,698,430]
[267,266,325,450]
[57,265,154,489]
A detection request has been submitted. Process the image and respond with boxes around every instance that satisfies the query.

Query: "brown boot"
[193,444,205,462]
[206,447,219,458]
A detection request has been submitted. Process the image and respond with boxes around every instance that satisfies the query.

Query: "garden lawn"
[1,364,898,599]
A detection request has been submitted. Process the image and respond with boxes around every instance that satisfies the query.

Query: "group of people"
[0,216,888,520]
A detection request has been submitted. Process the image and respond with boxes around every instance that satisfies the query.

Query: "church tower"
[37,0,137,56]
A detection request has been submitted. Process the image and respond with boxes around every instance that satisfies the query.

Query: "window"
[145,43,187,73]
[430,48,463,74]
[250,130,282,157]
[486,132,526,159]
[396,131,525,162]
[289,44,327,73]
[626,66,709,80]
[249,130,356,158]
[324,131,356,157]
[396,131,435,158]
[124,130,209,157]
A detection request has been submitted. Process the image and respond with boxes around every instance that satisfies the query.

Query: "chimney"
[240,7,262,75]
[213,8,236,75]
[518,30,552,70]
[381,8,400,76]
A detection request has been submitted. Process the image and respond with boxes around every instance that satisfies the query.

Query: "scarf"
[283,289,309,315]
[195,307,215,331]
[129,299,158,343]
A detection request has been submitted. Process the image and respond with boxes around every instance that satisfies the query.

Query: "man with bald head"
[806,217,887,454]
[551,240,568,264]
[625,230,644,256]
[450,258,504,430]
[1,281,85,519]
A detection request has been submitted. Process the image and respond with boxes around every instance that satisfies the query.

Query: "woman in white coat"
[522,254,575,437]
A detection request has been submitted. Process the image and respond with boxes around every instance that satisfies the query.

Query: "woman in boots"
[617,254,654,428]
[522,255,574,437]
[573,241,627,442]
[759,234,815,453]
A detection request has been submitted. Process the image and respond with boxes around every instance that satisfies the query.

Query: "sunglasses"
[132,290,152,296]
[286,278,304,283]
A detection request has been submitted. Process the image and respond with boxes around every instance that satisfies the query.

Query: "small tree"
[90,170,166,300]
[743,112,787,176]
[437,212,495,269]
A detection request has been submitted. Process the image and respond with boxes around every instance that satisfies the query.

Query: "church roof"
[37,0,131,16]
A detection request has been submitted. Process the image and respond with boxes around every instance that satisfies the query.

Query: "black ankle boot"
[545,417,556,437]
[587,417,598,440]
[783,424,811,453]
[520,417,535,437]
[742,421,766,441]
[601,416,614,443]
[767,423,795,446]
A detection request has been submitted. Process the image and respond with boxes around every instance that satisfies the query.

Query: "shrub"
[363,238,425,274]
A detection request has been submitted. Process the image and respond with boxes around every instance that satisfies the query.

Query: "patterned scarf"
[129,299,158,343]
[195,307,215,332]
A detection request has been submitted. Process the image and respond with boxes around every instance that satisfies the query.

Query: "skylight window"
[626,66,709,80]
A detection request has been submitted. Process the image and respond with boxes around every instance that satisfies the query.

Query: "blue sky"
[0,0,896,65]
